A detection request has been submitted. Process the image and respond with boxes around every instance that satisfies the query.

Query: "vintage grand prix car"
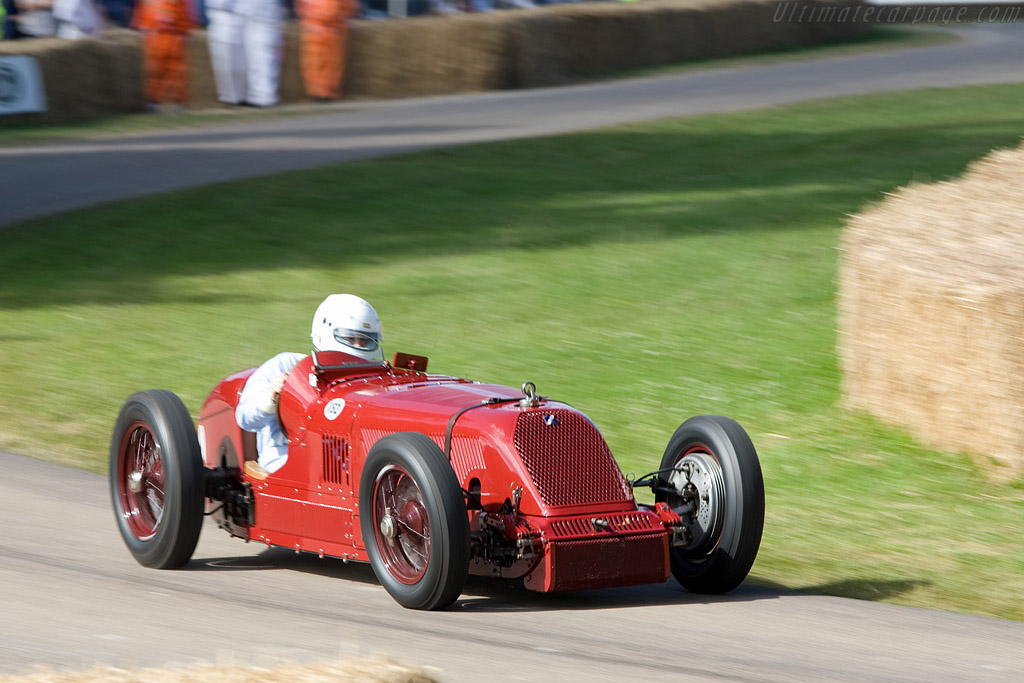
[111,350,765,610]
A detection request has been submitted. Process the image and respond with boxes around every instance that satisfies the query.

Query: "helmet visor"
[332,327,381,354]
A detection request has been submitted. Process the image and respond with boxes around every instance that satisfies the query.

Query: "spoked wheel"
[373,464,432,584]
[110,390,204,569]
[117,422,166,540]
[656,415,765,594]
[360,432,469,610]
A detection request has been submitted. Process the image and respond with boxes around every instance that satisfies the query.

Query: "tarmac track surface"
[2,449,1024,681]
[1,24,1024,227]
[2,23,1024,682]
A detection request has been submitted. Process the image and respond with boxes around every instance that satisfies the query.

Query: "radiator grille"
[513,409,631,507]
[548,534,668,591]
[548,511,661,539]
[322,436,348,486]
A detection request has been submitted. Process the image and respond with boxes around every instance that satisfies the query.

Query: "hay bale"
[383,16,479,96]
[448,14,515,92]
[508,0,868,87]
[186,30,219,108]
[33,37,107,122]
[508,10,576,88]
[279,23,307,103]
[646,3,715,65]
[346,16,514,98]
[703,0,775,58]
[839,142,1024,478]
[346,20,401,98]
[95,29,144,114]
[510,0,715,87]
[507,10,573,88]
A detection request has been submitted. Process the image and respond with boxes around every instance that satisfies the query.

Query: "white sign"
[0,56,47,115]
[324,398,346,420]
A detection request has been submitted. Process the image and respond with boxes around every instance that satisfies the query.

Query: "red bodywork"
[198,352,671,591]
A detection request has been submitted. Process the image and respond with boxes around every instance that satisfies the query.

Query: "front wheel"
[110,390,205,569]
[359,432,469,610]
[655,415,764,594]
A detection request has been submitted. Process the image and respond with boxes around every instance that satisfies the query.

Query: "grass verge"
[596,26,958,81]
[1,84,1023,620]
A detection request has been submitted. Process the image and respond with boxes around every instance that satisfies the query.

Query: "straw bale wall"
[0,28,143,123]
[3,0,870,122]
[839,142,1024,478]
[506,0,867,88]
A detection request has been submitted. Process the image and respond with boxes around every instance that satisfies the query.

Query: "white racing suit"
[235,351,305,473]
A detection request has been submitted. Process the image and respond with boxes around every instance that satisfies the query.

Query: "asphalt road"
[2,449,1023,681]
[2,24,1024,227]
[3,22,1024,682]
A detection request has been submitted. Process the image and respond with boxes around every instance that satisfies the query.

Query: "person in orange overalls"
[133,0,195,108]
[297,0,350,101]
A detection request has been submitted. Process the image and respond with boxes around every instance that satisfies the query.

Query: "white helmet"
[310,294,384,362]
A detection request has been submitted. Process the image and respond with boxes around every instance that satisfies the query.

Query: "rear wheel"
[110,390,204,568]
[656,415,764,594]
[360,432,469,610]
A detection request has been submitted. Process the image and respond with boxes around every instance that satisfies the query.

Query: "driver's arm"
[235,352,304,432]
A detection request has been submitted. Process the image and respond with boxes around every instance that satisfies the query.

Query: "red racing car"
[111,350,765,610]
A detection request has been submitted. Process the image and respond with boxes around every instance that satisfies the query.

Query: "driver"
[236,294,384,480]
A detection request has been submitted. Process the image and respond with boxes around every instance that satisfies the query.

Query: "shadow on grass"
[2,85,1024,311]
[753,575,931,603]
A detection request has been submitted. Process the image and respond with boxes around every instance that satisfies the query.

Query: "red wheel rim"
[678,444,713,463]
[372,464,430,585]
[117,421,165,540]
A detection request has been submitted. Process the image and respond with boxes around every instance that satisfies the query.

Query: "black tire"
[359,432,469,610]
[655,415,764,594]
[110,390,204,569]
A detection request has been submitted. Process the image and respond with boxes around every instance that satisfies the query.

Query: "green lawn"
[2,84,1023,620]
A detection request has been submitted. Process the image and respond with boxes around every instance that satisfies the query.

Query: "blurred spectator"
[238,0,285,106]
[206,0,247,104]
[133,0,195,109]
[52,0,103,38]
[13,0,55,37]
[429,0,458,13]
[358,0,429,18]
[297,0,349,101]
[100,0,134,26]
[2,0,19,39]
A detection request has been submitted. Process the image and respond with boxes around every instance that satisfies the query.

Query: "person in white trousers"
[206,0,247,105]
[51,0,101,39]
[238,0,285,107]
